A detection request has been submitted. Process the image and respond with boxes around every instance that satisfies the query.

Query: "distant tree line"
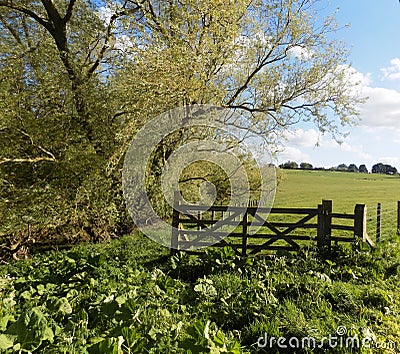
[279,161,398,175]
[371,163,398,175]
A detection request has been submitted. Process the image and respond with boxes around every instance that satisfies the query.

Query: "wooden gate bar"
[172,192,372,255]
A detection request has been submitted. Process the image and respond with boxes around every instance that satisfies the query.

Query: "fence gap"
[197,211,201,231]
[354,204,374,248]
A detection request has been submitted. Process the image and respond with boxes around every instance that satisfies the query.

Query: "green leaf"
[0,315,15,331]
[194,280,217,297]
[20,290,33,300]
[42,327,54,343]
[0,334,14,350]
[6,307,53,351]
[115,295,127,306]
[37,284,45,295]
[55,297,73,315]
[88,337,123,354]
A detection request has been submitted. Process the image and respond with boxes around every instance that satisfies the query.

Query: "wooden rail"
[171,192,374,256]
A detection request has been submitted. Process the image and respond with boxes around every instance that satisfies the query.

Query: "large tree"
[0,0,365,254]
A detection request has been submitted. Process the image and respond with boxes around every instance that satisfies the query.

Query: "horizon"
[275,160,399,172]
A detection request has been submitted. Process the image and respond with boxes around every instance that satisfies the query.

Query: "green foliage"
[6,307,54,352]
[0,234,399,352]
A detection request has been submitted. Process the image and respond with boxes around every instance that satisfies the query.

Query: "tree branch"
[15,128,57,161]
[63,0,77,24]
[179,176,211,184]
[0,2,50,30]
[40,0,62,24]
[0,13,23,46]
[0,157,56,165]
[225,7,292,106]
[86,4,142,78]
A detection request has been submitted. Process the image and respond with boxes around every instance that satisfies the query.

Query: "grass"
[274,169,400,244]
[274,170,400,212]
[0,170,399,353]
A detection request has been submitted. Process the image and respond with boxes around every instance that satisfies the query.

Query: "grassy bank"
[0,233,399,353]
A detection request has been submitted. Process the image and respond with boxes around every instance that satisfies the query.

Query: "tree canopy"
[0,0,365,253]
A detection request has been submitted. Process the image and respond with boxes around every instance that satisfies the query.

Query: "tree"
[121,0,365,216]
[348,163,359,172]
[300,162,313,170]
[336,164,348,171]
[0,0,365,251]
[372,163,397,175]
[0,0,142,245]
[280,161,299,169]
[359,164,368,173]
[117,0,365,138]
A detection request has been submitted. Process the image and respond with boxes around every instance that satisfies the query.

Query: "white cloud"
[98,6,113,26]
[328,65,372,100]
[339,65,372,87]
[283,128,321,147]
[379,157,400,169]
[338,143,372,161]
[358,86,400,131]
[288,46,313,60]
[276,66,400,168]
[321,139,372,162]
[381,58,400,81]
[277,146,313,164]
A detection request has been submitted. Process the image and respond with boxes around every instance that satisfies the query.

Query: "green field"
[1,170,400,353]
[274,169,400,212]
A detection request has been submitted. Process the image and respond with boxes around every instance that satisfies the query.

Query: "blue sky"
[276,0,400,171]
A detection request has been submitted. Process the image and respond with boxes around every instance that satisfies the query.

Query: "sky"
[275,0,400,171]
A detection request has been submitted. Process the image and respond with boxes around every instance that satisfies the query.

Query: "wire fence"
[366,202,400,244]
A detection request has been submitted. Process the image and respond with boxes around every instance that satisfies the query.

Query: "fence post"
[171,191,181,255]
[317,200,332,253]
[376,203,381,244]
[397,201,400,235]
[323,200,332,252]
[354,204,367,241]
[242,211,248,256]
[317,204,324,250]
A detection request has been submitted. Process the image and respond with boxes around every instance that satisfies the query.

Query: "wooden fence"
[372,201,400,244]
[171,192,375,256]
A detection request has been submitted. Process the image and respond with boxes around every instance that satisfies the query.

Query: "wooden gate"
[171,192,374,256]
